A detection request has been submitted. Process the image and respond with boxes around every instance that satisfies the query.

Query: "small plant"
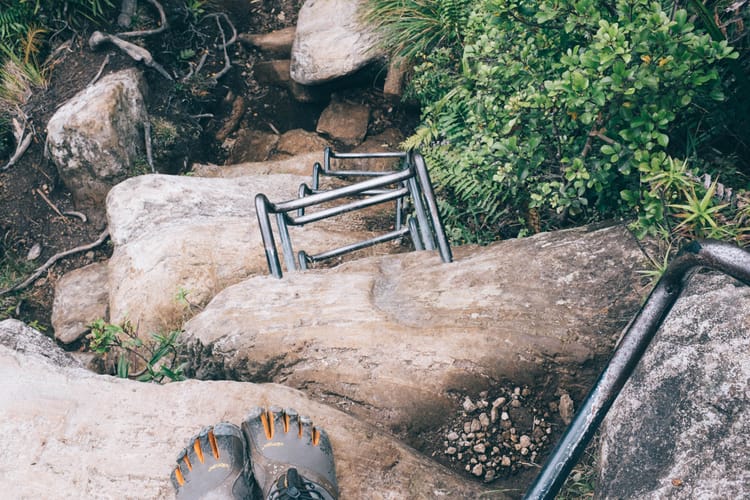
[87,319,186,383]
[361,0,473,62]
[0,48,47,113]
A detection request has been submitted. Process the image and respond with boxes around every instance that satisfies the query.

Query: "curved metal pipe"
[524,240,750,499]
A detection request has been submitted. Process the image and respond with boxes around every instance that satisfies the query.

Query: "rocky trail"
[1,1,749,498]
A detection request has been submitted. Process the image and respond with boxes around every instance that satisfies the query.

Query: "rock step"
[0,319,493,498]
[182,223,646,433]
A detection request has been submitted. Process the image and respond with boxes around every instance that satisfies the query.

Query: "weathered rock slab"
[182,224,646,431]
[598,273,750,499]
[291,0,383,85]
[0,327,493,499]
[45,68,147,209]
[51,261,109,344]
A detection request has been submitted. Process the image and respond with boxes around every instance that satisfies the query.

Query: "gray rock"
[0,319,80,368]
[598,273,750,499]
[290,0,383,85]
[558,392,574,425]
[463,396,477,413]
[51,261,109,344]
[0,342,489,498]
[46,69,147,210]
[181,224,644,431]
[316,97,369,146]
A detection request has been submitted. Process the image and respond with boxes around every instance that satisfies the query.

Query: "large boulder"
[45,68,147,210]
[598,272,750,499]
[290,0,384,85]
[105,173,404,336]
[0,324,493,498]
[181,224,646,432]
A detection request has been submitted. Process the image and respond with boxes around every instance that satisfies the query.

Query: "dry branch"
[89,31,173,80]
[0,229,110,296]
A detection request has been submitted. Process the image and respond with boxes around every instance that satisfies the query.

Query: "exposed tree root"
[89,31,173,80]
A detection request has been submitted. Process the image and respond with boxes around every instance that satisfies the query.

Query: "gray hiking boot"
[170,422,257,500]
[241,407,338,500]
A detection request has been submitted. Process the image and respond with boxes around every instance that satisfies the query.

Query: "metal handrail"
[255,150,453,278]
[524,240,750,499]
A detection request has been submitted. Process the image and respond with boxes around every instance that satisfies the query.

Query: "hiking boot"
[170,422,257,500]
[241,406,338,500]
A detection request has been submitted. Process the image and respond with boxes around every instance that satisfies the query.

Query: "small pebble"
[447,431,459,441]
[501,411,509,421]
[473,443,486,454]
[501,456,512,467]
[445,447,457,455]
[26,243,41,261]
[470,419,481,433]
[492,397,506,408]
[471,464,484,477]
[519,435,531,448]
[463,396,477,413]
[479,412,490,429]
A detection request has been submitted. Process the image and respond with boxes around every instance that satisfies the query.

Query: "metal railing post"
[255,193,283,279]
[523,240,750,499]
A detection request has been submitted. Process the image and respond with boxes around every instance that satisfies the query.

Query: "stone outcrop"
[291,0,383,85]
[598,273,750,499]
[45,68,147,210]
[105,172,399,336]
[51,261,109,344]
[0,324,492,499]
[181,224,646,432]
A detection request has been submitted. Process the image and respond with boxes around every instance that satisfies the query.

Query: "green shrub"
[398,0,739,243]
[87,319,186,383]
